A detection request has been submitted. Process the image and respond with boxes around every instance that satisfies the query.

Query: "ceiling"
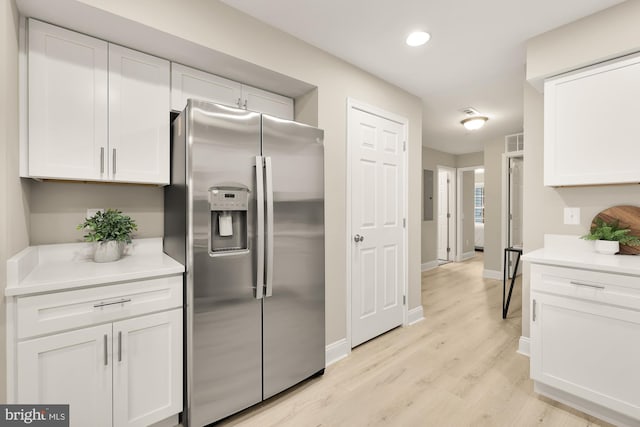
[220,0,624,154]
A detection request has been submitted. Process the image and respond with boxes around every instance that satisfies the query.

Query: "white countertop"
[6,238,184,297]
[523,234,640,276]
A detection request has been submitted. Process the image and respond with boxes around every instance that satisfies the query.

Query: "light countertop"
[6,238,184,297]
[523,234,640,276]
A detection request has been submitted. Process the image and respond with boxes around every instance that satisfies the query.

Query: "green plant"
[581,217,640,246]
[77,209,138,243]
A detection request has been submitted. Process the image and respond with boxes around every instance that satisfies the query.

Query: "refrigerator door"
[261,115,325,399]
[187,101,263,425]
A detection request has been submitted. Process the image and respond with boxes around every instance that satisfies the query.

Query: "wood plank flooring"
[218,254,613,426]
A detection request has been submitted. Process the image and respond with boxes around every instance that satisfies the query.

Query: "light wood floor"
[218,254,613,426]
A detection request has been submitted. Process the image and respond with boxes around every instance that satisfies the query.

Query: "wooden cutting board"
[591,205,640,255]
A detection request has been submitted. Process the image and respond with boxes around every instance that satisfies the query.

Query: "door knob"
[354,234,364,243]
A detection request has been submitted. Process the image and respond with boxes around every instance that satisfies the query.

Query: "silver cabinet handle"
[243,99,248,110]
[112,148,117,175]
[570,281,605,290]
[118,331,122,362]
[236,98,242,108]
[265,156,274,297]
[93,298,131,308]
[354,234,364,243]
[104,334,108,366]
[255,156,265,299]
[100,147,105,174]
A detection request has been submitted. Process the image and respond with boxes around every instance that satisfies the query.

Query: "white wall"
[482,139,504,273]
[522,0,640,338]
[0,0,29,403]
[421,147,455,264]
[17,0,424,348]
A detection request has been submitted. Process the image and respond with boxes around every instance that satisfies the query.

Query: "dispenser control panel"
[209,188,249,211]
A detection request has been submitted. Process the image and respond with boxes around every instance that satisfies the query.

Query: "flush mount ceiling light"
[461,116,488,130]
[406,31,431,47]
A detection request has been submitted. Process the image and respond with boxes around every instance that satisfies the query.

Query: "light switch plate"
[564,207,580,225]
[86,208,104,219]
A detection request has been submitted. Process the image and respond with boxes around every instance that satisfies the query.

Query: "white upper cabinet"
[28,19,108,181]
[544,54,640,186]
[242,84,294,120]
[109,44,170,184]
[171,63,294,120]
[26,19,170,185]
[170,63,241,111]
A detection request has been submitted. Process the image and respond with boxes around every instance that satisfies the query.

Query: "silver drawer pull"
[93,298,132,308]
[570,281,605,290]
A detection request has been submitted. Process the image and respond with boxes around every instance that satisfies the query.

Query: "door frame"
[456,165,483,262]
[436,165,456,262]
[345,98,409,351]
[501,152,524,275]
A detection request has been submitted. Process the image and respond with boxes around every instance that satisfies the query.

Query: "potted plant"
[580,217,640,255]
[77,209,138,262]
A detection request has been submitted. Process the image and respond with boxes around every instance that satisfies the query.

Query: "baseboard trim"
[462,251,476,261]
[535,382,637,427]
[483,269,502,280]
[421,260,438,272]
[517,336,530,357]
[407,306,424,325]
[325,338,349,367]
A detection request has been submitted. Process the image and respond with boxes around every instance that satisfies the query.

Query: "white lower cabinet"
[13,276,183,427]
[17,309,182,427]
[530,264,640,424]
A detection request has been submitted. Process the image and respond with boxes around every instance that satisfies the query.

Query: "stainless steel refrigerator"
[164,100,325,426]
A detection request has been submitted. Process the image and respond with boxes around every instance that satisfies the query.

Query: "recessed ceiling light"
[406,31,431,47]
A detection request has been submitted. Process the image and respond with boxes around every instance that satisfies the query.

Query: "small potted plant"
[77,209,138,262]
[581,217,640,255]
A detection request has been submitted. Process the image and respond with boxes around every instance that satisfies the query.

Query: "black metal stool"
[502,247,523,319]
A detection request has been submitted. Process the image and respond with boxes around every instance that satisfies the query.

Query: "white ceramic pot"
[94,240,125,263]
[594,240,619,255]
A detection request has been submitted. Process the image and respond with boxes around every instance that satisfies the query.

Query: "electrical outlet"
[86,208,104,219]
[564,207,580,225]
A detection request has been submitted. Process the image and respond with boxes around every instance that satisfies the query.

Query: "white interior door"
[437,169,451,261]
[508,157,524,276]
[350,105,405,348]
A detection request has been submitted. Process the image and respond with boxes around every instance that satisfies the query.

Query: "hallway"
[218,255,612,426]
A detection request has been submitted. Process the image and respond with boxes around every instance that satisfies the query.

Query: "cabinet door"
[170,63,242,111]
[113,309,183,427]
[530,292,640,420]
[241,84,294,120]
[109,44,170,185]
[17,324,113,427]
[544,54,640,186]
[28,19,108,180]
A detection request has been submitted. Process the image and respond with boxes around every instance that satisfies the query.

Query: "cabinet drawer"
[17,275,183,339]
[531,264,640,310]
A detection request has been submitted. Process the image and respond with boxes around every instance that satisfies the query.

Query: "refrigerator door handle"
[265,156,274,297]
[255,156,265,299]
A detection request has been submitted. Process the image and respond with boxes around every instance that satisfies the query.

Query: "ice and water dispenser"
[209,186,249,254]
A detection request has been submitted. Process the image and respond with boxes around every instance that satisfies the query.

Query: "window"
[474,184,484,224]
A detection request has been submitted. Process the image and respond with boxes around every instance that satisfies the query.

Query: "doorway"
[456,166,484,261]
[347,99,408,349]
[507,156,523,276]
[437,166,455,264]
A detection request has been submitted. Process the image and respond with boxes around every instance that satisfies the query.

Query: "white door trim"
[436,165,456,262]
[501,152,524,274]
[346,98,409,351]
[456,165,482,262]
